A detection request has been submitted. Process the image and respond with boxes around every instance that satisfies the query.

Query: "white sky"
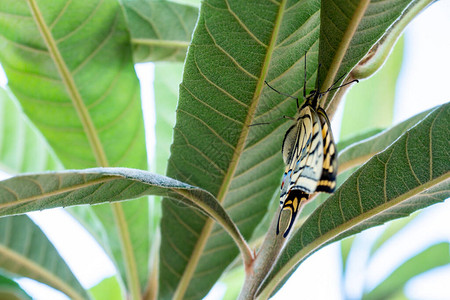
[0,1,449,299]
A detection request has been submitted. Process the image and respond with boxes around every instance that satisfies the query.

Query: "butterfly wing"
[280,105,324,200]
[276,189,309,238]
[315,107,337,193]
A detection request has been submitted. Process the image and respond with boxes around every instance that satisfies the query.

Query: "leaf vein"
[177,108,236,151]
[49,0,71,29]
[164,201,200,238]
[224,0,267,48]
[192,49,250,107]
[202,18,259,80]
[72,10,118,75]
[181,84,244,125]
[55,0,104,44]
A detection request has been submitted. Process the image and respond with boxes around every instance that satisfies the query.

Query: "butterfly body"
[264,56,357,238]
[277,93,338,237]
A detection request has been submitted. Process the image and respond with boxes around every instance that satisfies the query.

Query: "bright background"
[0,1,449,299]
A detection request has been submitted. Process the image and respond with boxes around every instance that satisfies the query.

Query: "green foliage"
[90,276,123,300]
[0,273,32,300]
[123,1,198,63]
[258,103,450,298]
[0,1,447,300]
[0,87,63,174]
[0,215,88,300]
[340,37,404,140]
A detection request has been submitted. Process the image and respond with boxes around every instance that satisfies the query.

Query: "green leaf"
[0,1,149,294]
[318,0,412,109]
[337,128,384,153]
[351,0,434,79]
[0,1,146,169]
[0,87,62,174]
[89,276,123,300]
[159,1,321,298]
[0,215,88,300]
[158,0,416,298]
[0,168,252,267]
[340,37,404,140]
[123,0,198,63]
[258,102,450,298]
[363,242,450,300]
[0,273,32,300]
[338,106,434,173]
[154,62,183,175]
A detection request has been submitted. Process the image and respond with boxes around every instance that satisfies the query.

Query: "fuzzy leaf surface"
[259,102,450,297]
[158,0,420,298]
[160,0,321,298]
[318,0,412,107]
[0,168,248,262]
[123,0,198,62]
[338,106,434,172]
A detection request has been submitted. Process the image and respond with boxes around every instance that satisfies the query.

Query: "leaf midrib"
[25,2,141,298]
[0,176,119,211]
[26,0,108,167]
[172,1,289,299]
[132,38,190,48]
[321,0,370,109]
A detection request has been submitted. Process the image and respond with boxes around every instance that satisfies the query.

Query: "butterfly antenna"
[303,51,307,102]
[310,63,321,108]
[321,77,359,95]
[264,81,298,101]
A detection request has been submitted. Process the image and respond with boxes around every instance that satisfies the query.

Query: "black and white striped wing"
[280,105,324,204]
[316,107,337,193]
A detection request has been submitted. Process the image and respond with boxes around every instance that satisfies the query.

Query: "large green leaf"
[363,242,450,300]
[258,102,450,298]
[0,87,62,174]
[338,106,433,173]
[318,0,412,109]
[123,0,198,62]
[159,0,420,298]
[0,215,88,300]
[160,1,320,298]
[0,168,252,267]
[0,1,146,169]
[0,1,149,294]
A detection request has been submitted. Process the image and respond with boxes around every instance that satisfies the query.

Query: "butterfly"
[265,58,357,238]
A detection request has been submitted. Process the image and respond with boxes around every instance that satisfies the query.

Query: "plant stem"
[111,203,142,300]
[237,206,287,300]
